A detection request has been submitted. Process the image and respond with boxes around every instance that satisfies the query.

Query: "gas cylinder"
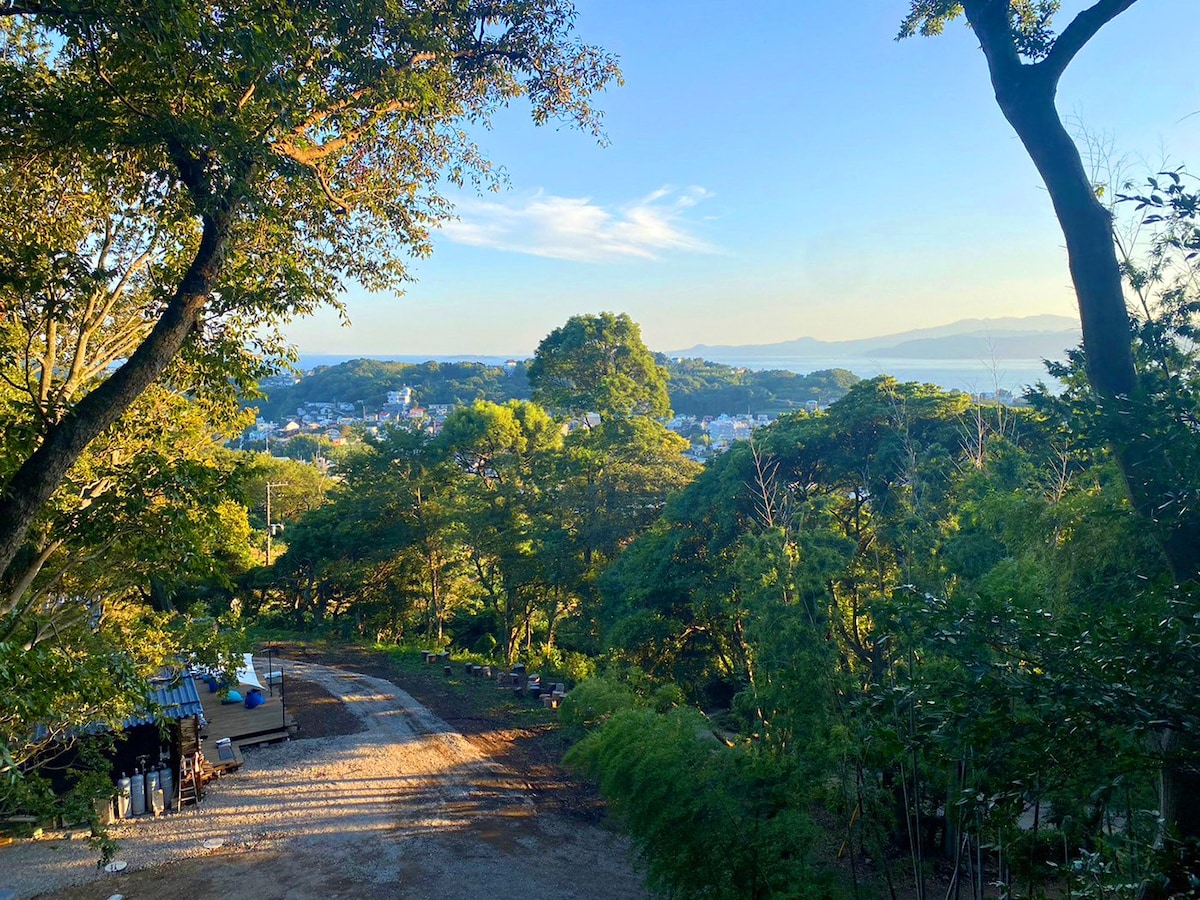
[158,764,173,810]
[116,773,132,819]
[145,769,160,814]
[130,768,146,816]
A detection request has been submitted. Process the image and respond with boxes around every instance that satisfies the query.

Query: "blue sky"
[284,1,1200,357]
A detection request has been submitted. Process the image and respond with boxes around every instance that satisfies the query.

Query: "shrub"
[567,707,837,899]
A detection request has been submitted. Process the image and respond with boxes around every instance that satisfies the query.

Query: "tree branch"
[1038,0,1140,82]
[273,97,420,165]
[0,0,63,15]
[0,539,62,618]
[314,167,352,215]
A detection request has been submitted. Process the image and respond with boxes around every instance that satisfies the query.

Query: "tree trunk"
[962,0,1200,867]
[962,2,1199,584]
[990,73,1135,399]
[0,207,235,587]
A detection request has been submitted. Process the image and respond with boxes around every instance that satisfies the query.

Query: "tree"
[898,1,1198,582]
[0,383,252,806]
[528,312,670,421]
[595,371,1200,894]
[436,400,563,659]
[0,0,619,588]
[900,6,1200,868]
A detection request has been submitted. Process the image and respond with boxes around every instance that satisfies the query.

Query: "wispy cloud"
[438,186,716,262]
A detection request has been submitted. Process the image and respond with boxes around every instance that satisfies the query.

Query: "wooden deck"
[195,677,296,746]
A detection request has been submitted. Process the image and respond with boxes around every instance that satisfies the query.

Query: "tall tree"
[0,0,618,588]
[901,1,1200,871]
[437,400,562,659]
[898,1,1199,581]
[528,312,670,421]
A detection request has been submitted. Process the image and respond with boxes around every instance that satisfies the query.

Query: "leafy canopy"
[899,1,1064,59]
[0,0,620,587]
[0,0,620,387]
[528,311,670,421]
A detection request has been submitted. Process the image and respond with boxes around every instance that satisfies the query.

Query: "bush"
[558,677,640,731]
[567,707,836,899]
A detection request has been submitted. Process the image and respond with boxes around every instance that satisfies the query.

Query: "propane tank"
[130,768,146,816]
[145,769,160,814]
[158,764,173,810]
[116,773,132,819]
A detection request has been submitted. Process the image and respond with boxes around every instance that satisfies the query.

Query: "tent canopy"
[235,653,264,690]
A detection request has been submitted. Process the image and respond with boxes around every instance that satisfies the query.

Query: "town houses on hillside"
[243,384,830,462]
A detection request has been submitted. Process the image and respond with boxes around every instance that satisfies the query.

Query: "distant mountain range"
[292,315,1081,394]
[669,315,1082,362]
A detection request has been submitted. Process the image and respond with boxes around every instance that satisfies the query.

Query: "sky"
[283,1,1200,358]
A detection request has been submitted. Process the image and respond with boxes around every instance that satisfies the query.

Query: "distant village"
[243,379,828,462]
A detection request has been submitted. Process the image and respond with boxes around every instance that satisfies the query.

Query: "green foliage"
[0,0,621,608]
[263,318,702,659]
[250,359,533,422]
[900,1,1063,61]
[596,346,1200,894]
[568,707,834,899]
[558,676,641,731]
[529,312,670,421]
[273,433,334,462]
[524,645,597,685]
[665,359,860,416]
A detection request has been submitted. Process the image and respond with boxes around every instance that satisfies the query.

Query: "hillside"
[249,356,862,420]
[665,359,860,415]
[251,359,533,421]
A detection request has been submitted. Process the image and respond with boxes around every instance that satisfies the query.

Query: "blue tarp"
[33,673,205,742]
[123,676,205,728]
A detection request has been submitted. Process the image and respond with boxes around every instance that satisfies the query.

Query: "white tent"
[235,653,265,690]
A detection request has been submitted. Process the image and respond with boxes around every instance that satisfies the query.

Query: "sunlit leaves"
[529,312,670,421]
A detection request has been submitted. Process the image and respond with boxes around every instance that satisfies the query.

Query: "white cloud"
[437,186,716,262]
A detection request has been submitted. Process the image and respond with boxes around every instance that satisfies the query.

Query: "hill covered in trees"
[664,358,860,415]
[251,355,861,420]
[252,359,535,420]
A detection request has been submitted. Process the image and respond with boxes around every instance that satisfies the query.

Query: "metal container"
[116,773,132,819]
[130,769,145,816]
[145,769,159,814]
[158,764,173,810]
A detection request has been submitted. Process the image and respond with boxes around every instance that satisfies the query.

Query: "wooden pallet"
[207,740,245,775]
[236,730,292,748]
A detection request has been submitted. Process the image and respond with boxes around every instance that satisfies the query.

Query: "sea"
[296,353,1061,396]
[700,355,1061,394]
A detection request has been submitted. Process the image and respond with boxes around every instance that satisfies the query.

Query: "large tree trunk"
[986,66,1200,580]
[961,0,1200,873]
[962,0,1199,581]
[0,207,234,587]
[991,75,1135,396]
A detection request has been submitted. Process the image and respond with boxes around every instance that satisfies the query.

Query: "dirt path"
[3,661,647,899]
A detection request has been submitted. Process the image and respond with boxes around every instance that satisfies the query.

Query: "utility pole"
[265,481,286,566]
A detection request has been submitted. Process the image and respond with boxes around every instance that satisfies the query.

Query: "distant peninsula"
[670,314,1081,362]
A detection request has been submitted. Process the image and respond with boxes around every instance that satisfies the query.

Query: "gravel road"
[1,661,647,899]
